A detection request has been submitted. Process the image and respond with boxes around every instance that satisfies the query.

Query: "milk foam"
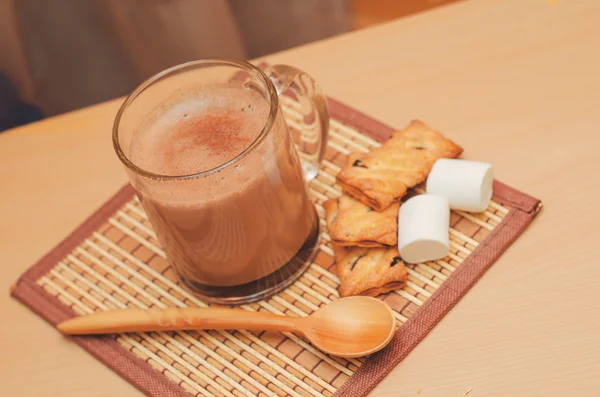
[130,86,270,177]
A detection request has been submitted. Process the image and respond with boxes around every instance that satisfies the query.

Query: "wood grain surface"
[1,0,599,395]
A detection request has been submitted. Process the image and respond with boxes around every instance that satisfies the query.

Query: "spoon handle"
[57,307,301,335]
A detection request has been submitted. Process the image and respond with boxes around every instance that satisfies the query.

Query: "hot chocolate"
[128,86,317,290]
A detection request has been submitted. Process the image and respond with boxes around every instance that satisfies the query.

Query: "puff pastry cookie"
[337,120,462,211]
[324,196,398,247]
[332,244,407,298]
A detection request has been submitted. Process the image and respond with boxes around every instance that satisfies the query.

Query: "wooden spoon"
[57,296,396,358]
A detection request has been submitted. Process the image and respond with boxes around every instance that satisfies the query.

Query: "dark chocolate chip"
[352,159,368,168]
[390,256,402,267]
[350,253,367,271]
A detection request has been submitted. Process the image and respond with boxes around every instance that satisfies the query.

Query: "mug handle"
[263,65,329,181]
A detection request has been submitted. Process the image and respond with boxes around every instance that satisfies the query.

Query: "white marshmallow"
[426,159,494,213]
[398,194,449,264]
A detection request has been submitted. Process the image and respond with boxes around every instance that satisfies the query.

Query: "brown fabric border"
[490,180,541,214]
[10,93,542,397]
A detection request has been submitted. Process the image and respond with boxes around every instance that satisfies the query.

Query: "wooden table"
[2,0,599,395]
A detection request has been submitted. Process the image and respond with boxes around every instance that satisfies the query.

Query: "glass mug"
[113,59,329,304]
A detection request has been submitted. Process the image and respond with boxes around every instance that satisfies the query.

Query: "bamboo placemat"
[11,96,541,397]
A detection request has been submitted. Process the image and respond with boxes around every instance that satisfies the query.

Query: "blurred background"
[0,0,460,131]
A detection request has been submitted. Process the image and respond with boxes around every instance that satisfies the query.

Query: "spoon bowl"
[57,296,397,358]
[298,296,397,357]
